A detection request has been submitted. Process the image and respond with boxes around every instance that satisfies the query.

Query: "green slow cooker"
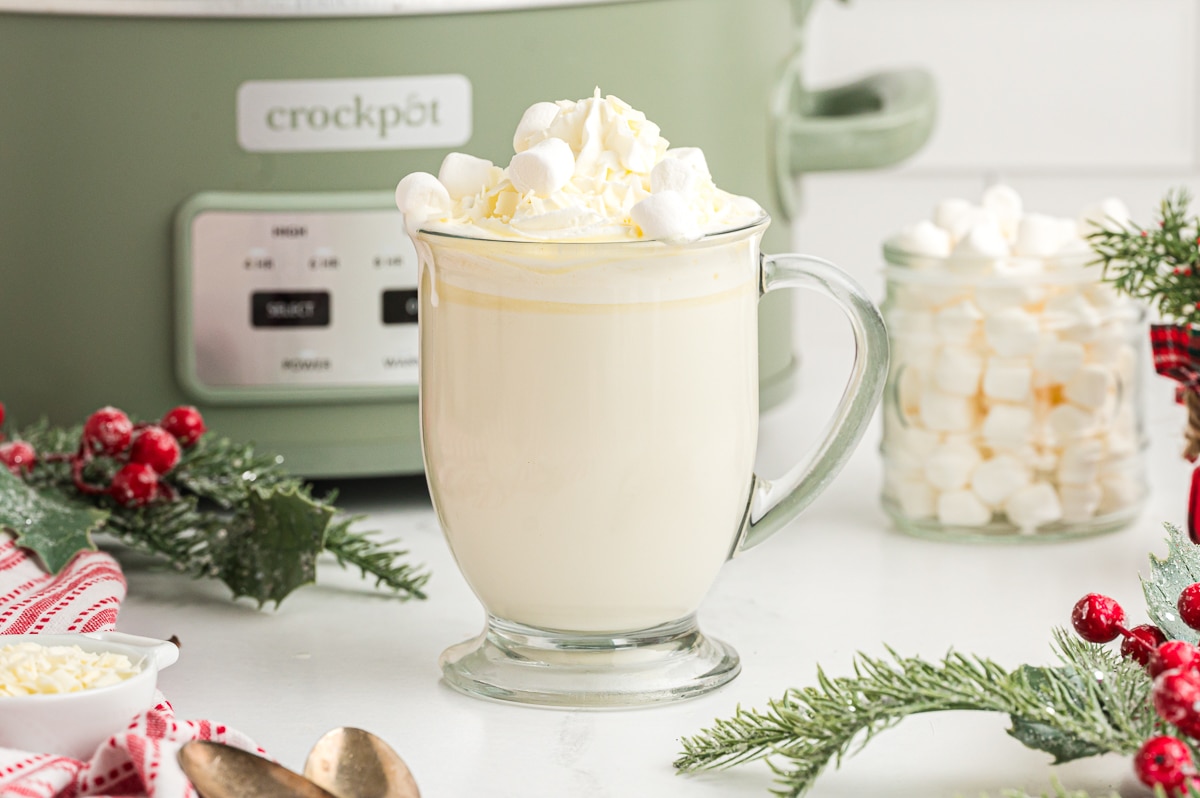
[0,0,934,476]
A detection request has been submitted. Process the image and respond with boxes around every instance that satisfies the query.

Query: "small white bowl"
[0,632,179,759]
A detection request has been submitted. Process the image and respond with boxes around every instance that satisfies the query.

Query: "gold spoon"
[178,740,339,798]
[303,727,421,798]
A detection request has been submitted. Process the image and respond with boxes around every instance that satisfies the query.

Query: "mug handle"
[734,253,890,554]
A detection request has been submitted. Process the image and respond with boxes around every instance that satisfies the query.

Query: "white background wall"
[791,0,1199,299]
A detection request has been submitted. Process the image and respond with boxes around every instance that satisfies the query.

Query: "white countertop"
[120,302,1184,798]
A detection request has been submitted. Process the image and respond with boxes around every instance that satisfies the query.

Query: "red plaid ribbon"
[1151,323,1200,402]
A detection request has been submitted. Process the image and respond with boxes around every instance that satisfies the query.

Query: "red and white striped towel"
[0,533,265,798]
[0,533,125,635]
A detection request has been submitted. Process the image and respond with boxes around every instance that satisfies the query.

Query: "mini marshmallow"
[923,284,976,310]
[1004,482,1063,531]
[933,347,984,396]
[1056,216,1085,244]
[985,308,1040,357]
[1046,403,1097,442]
[900,426,943,459]
[630,190,700,243]
[893,331,941,375]
[662,147,712,180]
[1032,339,1086,384]
[651,157,698,195]
[438,152,498,200]
[884,423,942,472]
[1014,213,1070,258]
[1003,444,1057,471]
[896,363,926,419]
[1106,414,1139,457]
[1044,292,1102,343]
[1064,365,1113,410]
[983,357,1033,402]
[918,390,977,433]
[970,454,1032,507]
[1057,439,1105,485]
[937,490,993,527]
[508,137,575,196]
[395,171,452,236]
[981,184,1023,239]
[934,300,984,341]
[894,220,954,258]
[981,404,1035,448]
[887,308,937,337]
[1078,197,1132,236]
[924,441,983,491]
[891,477,938,520]
[953,219,1010,260]
[973,280,1045,315]
[512,101,560,152]
[1059,483,1103,523]
[933,198,976,241]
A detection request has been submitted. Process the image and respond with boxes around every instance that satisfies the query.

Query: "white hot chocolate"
[399,91,766,633]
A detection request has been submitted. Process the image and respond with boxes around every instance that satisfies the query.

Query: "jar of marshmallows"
[881,186,1148,541]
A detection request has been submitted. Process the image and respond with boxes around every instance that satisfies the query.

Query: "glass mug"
[416,214,888,707]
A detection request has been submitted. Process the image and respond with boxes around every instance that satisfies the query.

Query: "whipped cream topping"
[395,89,763,244]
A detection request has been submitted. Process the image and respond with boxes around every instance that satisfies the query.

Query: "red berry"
[1155,669,1200,737]
[109,463,159,506]
[1180,584,1200,631]
[1134,735,1195,792]
[160,406,206,448]
[1124,624,1170,667]
[0,441,35,476]
[1071,593,1126,643]
[1152,641,1200,679]
[129,426,180,475]
[83,407,133,456]
[0,401,6,427]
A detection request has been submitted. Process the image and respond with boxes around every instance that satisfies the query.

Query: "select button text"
[251,291,331,328]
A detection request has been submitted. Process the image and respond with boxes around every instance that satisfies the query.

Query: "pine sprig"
[675,631,1157,798]
[12,419,429,605]
[324,517,429,598]
[1088,187,1200,325]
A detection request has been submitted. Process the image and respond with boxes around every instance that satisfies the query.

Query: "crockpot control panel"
[176,192,419,404]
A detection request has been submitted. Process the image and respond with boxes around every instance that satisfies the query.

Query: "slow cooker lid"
[0,0,647,16]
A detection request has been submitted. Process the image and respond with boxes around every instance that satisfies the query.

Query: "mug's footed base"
[439,616,740,708]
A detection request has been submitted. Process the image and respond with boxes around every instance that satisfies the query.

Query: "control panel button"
[252,291,331,328]
[382,289,419,325]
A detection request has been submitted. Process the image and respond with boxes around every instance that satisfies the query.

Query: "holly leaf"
[1141,523,1200,641]
[215,485,334,607]
[0,466,108,573]
[1005,665,1107,764]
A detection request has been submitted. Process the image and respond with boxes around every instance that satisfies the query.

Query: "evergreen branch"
[676,631,1155,798]
[1087,187,1200,326]
[12,418,429,605]
[324,517,429,600]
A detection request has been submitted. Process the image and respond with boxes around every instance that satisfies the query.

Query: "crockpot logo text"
[265,94,442,140]
[237,75,472,154]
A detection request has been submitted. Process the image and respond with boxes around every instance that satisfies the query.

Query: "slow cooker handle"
[772,64,937,219]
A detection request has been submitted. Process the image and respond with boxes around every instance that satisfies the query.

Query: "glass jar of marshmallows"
[880,187,1148,541]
